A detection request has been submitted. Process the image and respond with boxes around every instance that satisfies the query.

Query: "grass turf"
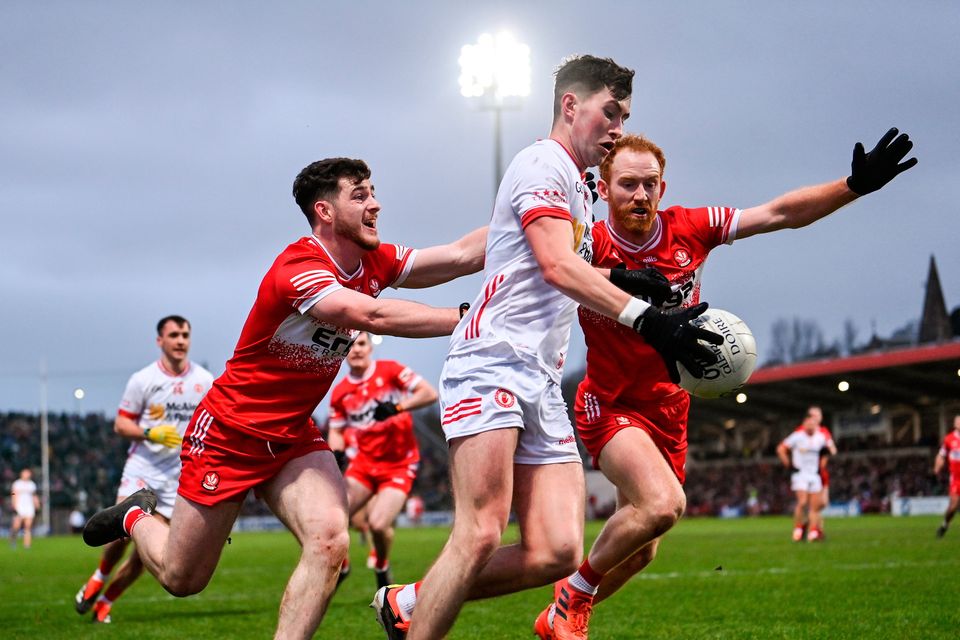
[2,515,958,638]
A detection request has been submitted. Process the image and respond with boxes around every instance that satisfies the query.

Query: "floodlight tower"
[458,32,530,198]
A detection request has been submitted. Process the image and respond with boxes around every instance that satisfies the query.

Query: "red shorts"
[950,476,960,497]
[575,388,689,483]
[179,406,330,506]
[345,455,418,495]
[820,468,830,487]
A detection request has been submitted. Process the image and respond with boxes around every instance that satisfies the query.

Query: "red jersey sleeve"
[271,249,343,315]
[327,381,348,430]
[674,206,741,253]
[366,243,417,290]
[382,359,422,392]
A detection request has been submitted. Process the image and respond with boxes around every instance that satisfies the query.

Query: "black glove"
[787,465,801,474]
[633,302,723,384]
[584,171,599,204]
[610,266,672,306]
[846,127,918,196]
[333,449,348,472]
[373,401,402,422]
[459,302,470,319]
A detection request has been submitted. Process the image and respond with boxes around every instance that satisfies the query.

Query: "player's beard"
[334,216,380,251]
[611,200,658,239]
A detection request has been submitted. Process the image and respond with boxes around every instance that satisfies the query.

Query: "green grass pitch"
[2,515,958,639]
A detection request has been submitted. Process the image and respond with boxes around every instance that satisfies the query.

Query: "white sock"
[396,583,418,620]
[567,571,599,595]
[93,569,107,582]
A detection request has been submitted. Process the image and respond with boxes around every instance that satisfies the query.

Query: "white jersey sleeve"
[447,139,593,382]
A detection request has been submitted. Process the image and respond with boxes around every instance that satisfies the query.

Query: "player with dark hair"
[74,316,213,623]
[372,54,722,640]
[82,157,485,638]
[328,331,438,589]
[531,126,915,638]
[935,415,960,538]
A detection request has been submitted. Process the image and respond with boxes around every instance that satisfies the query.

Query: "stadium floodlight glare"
[73,388,85,400]
[735,393,747,404]
[458,32,531,101]
[459,31,531,195]
[370,334,383,346]
[838,380,850,392]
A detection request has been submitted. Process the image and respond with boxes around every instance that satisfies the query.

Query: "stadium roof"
[688,340,960,431]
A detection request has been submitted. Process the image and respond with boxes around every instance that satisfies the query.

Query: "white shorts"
[791,471,823,494]
[14,504,35,519]
[119,457,179,519]
[439,350,581,465]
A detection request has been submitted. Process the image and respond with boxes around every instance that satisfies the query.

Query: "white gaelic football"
[678,308,757,399]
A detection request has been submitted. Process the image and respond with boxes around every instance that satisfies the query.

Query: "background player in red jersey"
[934,415,960,538]
[328,331,438,589]
[82,157,485,639]
[533,129,916,639]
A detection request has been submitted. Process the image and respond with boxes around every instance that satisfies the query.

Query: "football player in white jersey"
[74,316,214,623]
[9,468,39,549]
[778,406,837,542]
[373,54,723,640]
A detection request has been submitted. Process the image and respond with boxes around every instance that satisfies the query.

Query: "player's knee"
[303,526,350,566]
[646,494,684,538]
[162,573,209,598]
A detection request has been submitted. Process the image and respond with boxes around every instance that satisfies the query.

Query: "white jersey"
[12,479,37,516]
[447,138,593,383]
[782,427,834,475]
[118,360,214,476]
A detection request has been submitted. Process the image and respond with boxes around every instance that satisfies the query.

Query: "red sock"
[103,581,127,602]
[375,555,389,571]
[98,556,118,575]
[577,558,604,589]
[122,507,151,536]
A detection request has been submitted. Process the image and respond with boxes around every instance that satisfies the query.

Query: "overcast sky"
[2,1,957,414]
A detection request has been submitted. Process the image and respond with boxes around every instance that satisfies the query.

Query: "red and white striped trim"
[187,408,216,457]
[707,206,731,228]
[465,274,505,340]
[442,397,483,426]
[582,392,601,424]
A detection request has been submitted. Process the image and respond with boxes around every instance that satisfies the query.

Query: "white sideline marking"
[636,558,953,581]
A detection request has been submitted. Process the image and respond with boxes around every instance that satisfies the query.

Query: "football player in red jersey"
[533,129,916,639]
[328,332,438,589]
[934,415,960,538]
[82,157,485,639]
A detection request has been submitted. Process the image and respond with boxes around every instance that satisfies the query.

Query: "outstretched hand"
[610,266,673,306]
[634,302,724,383]
[846,127,917,196]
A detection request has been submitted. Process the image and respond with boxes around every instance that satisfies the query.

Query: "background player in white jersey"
[328,331,438,589]
[9,468,39,549]
[373,55,722,640]
[779,406,838,542]
[75,315,213,623]
[82,158,485,639]
[532,128,916,638]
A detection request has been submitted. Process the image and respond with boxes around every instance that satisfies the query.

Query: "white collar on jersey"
[346,362,377,384]
[310,235,364,281]
[157,359,191,378]
[606,215,663,255]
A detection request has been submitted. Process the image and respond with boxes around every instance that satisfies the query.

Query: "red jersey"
[328,360,421,465]
[201,236,416,441]
[579,208,739,404]
[939,431,960,480]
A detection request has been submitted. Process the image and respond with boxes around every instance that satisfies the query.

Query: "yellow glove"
[144,424,183,448]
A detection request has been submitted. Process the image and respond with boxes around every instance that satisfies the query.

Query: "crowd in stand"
[0,411,948,523]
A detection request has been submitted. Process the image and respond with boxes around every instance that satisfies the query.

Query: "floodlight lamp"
[735,393,747,404]
[370,334,384,346]
[458,31,530,102]
[838,380,850,392]
[73,388,85,400]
